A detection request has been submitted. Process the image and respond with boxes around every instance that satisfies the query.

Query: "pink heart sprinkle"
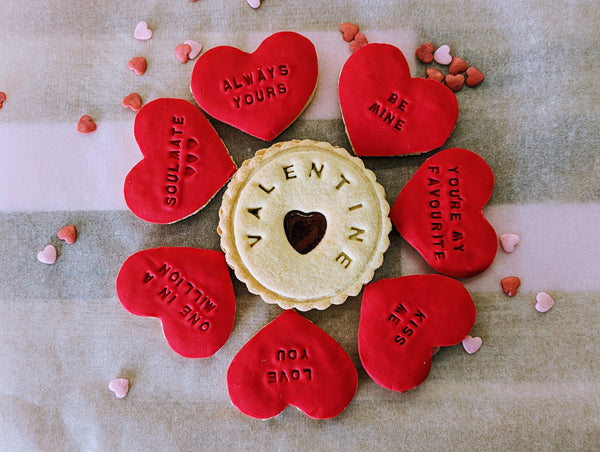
[500,233,520,253]
[108,378,130,398]
[37,245,57,264]
[433,44,452,65]
[134,21,152,40]
[183,40,202,60]
[246,0,261,8]
[57,225,77,244]
[174,44,192,63]
[535,292,555,313]
[462,335,482,354]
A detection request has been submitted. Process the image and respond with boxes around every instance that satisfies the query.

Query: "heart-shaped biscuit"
[227,310,357,419]
[359,275,476,392]
[124,98,236,224]
[116,247,236,358]
[338,43,458,156]
[190,31,318,141]
[390,148,497,278]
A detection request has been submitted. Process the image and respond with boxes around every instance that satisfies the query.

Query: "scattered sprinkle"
[415,42,435,63]
[500,233,520,253]
[183,40,202,60]
[339,23,359,42]
[134,21,152,41]
[501,276,521,297]
[432,346,441,356]
[37,244,57,264]
[462,335,482,354]
[108,378,130,398]
[465,66,485,87]
[349,32,368,53]
[445,73,464,92]
[0,91,6,109]
[449,56,468,75]
[57,225,77,244]
[426,67,445,82]
[127,57,147,76]
[246,0,261,9]
[174,43,192,63]
[122,93,143,112]
[433,44,452,65]
[535,292,555,313]
[77,115,97,133]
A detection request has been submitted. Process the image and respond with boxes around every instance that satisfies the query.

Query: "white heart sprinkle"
[500,233,520,253]
[134,21,152,40]
[37,244,57,264]
[183,40,203,60]
[108,378,130,398]
[246,0,261,9]
[535,292,555,313]
[433,44,452,65]
[462,335,482,354]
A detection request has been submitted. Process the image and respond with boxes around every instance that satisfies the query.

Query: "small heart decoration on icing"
[227,310,358,419]
[116,247,236,358]
[284,210,327,255]
[359,275,476,392]
[124,98,236,224]
[338,43,458,156]
[190,31,318,141]
[390,148,497,278]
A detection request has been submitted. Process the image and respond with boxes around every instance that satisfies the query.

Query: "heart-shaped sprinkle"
[57,225,77,244]
[415,42,435,63]
[246,0,261,8]
[175,43,192,63]
[426,67,445,82]
[284,210,327,255]
[227,310,358,419]
[535,292,555,313]
[462,335,482,354]
[339,22,359,42]
[465,67,485,87]
[445,73,464,92]
[500,233,520,253]
[349,32,368,52]
[0,91,6,110]
[434,44,452,65]
[127,56,147,76]
[501,276,521,297]
[133,21,152,40]
[183,40,202,60]
[108,378,129,398]
[359,275,476,392]
[37,244,57,264]
[77,115,97,133]
[449,56,468,75]
[122,93,142,112]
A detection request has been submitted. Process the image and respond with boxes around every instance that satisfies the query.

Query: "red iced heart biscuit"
[338,43,458,156]
[190,31,318,141]
[116,247,236,358]
[227,310,357,419]
[359,275,476,392]
[124,98,236,224]
[390,148,497,278]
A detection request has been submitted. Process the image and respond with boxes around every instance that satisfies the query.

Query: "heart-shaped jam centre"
[284,210,326,255]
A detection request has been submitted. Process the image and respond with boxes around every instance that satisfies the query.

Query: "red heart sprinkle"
[122,93,142,112]
[390,148,497,278]
[338,43,458,156]
[57,224,77,244]
[175,43,192,63]
[124,98,236,224]
[501,276,521,297]
[449,56,468,75]
[227,310,357,419]
[359,275,476,392]
[339,22,359,42]
[116,247,236,358]
[349,32,368,52]
[466,66,485,87]
[415,42,435,63]
[426,67,445,82]
[77,115,97,133]
[127,56,147,76]
[0,91,6,109]
[445,73,465,92]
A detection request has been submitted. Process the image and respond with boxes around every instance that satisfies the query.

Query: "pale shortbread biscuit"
[218,139,391,311]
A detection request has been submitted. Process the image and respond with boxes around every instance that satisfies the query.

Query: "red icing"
[338,43,458,156]
[124,98,236,224]
[190,31,318,141]
[359,275,476,392]
[391,148,497,278]
[227,310,357,419]
[116,247,236,358]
